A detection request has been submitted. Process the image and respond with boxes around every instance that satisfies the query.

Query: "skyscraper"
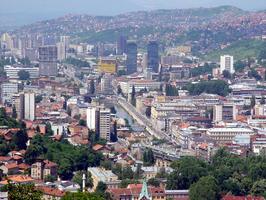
[147,41,159,73]
[220,55,234,74]
[117,35,128,55]
[126,41,137,75]
[39,45,58,77]
[23,92,35,121]
[57,42,66,61]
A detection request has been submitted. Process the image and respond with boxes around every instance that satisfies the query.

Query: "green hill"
[204,39,266,61]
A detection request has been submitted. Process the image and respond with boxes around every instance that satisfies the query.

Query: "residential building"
[23,92,35,121]
[88,167,121,191]
[37,187,66,200]
[99,108,111,141]
[0,175,34,186]
[31,157,58,180]
[131,166,173,179]
[1,83,18,104]
[161,56,180,65]
[213,104,237,123]
[126,41,137,75]
[57,42,66,61]
[58,181,80,193]
[98,57,118,72]
[87,105,98,131]
[220,55,234,74]
[117,35,128,55]
[147,41,159,73]
[206,128,254,143]
[60,36,70,50]
[185,116,212,128]
[165,190,189,200]
[0,163,19,174]
[39,45,58,77]
[101,75,114,94]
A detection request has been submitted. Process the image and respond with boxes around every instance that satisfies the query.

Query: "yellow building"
[177,46,191,53]
[98,57,118,72]
[2,33,9,41]
[131,132,148,141]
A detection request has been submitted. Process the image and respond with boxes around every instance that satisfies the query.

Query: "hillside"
[10,5,247,36]
[204,39,266,61]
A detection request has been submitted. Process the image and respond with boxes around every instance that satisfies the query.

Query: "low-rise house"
[0,175,35,186]
[92,144,111,153]
[58,181,80,193]
[0,163,19,174]
[165,190,189,200]
[131,132,148,141]
[38,187,66,200]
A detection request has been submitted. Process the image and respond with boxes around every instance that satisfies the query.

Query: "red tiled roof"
[5,163,19,169]
[37,187,66,197]
[93,144,103,151]
[18,163,31,169]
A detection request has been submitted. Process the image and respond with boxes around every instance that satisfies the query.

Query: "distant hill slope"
[204,39,266,61]
[10,5,247,36]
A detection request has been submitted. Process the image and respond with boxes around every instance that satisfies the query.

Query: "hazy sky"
[1,0,265,16]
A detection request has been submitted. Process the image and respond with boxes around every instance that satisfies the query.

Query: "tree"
[71,171,94,189]
[18,70,30,80]
[44,174,56,183]
[250,94,256,108]
[145,107,151,117]
[159,66,162,81]
[110,106,117,114]
[111,121,118,142]
[24,144,42,165]
[147,178,160,187]
[100,159,113,170]
[189,176,221,200]
[78,119,87,127]
[222,70,231,79]
[12,128,28,150]
[45,123,54,135]
[131,85,135,101]
[181,70,184,79]
[58,158,73,180]
[96,181,107,192]
[35,95,42,103]
[250,179,266,197]
[156,167,169,178]
[12,105,17,119]
[261,95,265,105]
[90,80,95,94]
[6,179,44,200]
[117,85,122,94]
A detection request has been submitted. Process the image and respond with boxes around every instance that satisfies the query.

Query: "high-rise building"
[126,41,137,75]
[1,83,18,104]
[117,35,128,55]
[147,41,159,73]
[60,36,70,50]
[213,104,236,122]
[23,92,35,121]
[143,53,148,69]
[220,55,234,74]
[39,45,58,77]
[99,108,111,141]
[57,42,66,61]
[101,75,114,94]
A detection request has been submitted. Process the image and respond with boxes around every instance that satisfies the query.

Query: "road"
[118,96,170,141]
[63,64,87,88]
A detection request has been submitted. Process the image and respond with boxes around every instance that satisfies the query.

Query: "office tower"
[23,92,35,121]
[60,36,70,50]
[57,42,66,61]
[143,53,148,69]
[1,83,18,104]
[117,35,128,55]
[126,41,137,75]
[39,45,58,77]
[147,41,159,73]
[220,55,234,74]
[99,109,111,141]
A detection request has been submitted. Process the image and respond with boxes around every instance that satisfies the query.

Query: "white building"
[4,65,39,79]
[220,55,234,74]
[119,79,160,94]
[213,104,237,123]
[1,83,18,104]
[206,128,254,143]
[57,42,66,61]
[24,92,35,121]
[60,36,70,50]
[87,105,97,130]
